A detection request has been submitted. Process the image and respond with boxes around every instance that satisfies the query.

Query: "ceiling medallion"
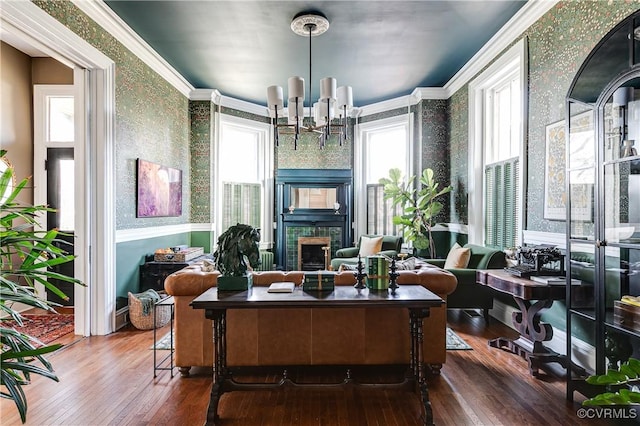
[290,13,330,37]
[267,12,354,150]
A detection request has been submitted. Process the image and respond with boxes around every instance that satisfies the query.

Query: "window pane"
[219,126,260,183]
[218,121,263,230]
[488,77,521,163]
[48,96,74,142]
[58,159,75,231]
[366,127,406,184]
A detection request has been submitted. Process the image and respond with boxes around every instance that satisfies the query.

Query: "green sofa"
[330,235,403,270]
[424,243,506,321]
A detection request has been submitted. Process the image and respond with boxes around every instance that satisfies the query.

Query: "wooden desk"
[191,285,443,426]
[477,270,585,377]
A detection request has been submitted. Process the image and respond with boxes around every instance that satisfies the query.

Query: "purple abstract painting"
[136,158,182,217]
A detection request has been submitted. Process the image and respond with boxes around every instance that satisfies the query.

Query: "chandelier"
[267,12,354,150]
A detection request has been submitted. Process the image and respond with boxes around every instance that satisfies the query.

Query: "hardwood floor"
[1,310,609,425]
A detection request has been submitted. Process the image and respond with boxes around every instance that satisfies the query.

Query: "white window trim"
[213,113,274,249]
[354,113,415,239]
[468,38,527,246]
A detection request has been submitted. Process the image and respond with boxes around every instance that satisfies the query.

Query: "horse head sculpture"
[213,223,261,276]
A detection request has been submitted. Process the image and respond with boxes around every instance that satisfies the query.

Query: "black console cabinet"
[139,255,210,292]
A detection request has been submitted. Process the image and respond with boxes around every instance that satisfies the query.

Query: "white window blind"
[366,184,402,235]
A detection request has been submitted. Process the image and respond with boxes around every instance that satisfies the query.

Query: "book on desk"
[529,276,581,285]
[267,282,296,293]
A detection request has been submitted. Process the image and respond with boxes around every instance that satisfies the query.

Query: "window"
[215,114,273,247]
[355,115,413,237]
[469,38,527,249]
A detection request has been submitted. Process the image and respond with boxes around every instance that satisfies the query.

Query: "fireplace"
[298,237,331,271]
[275,169,352,270]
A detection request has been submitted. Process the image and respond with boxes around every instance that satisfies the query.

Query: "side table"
[153,295,175,378]
[476,270,586,377]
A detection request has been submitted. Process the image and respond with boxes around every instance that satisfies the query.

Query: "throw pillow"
[339,263,358,272]
[358,236,384,257]
[444,243,471,269]
[395,257,417,270]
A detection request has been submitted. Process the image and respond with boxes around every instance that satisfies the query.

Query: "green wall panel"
[115,234,191,297]
[191,231,214,254]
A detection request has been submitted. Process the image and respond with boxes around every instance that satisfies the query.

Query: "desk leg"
[489,297,586,377]
[206,310,226,426]
[410,308,433,426]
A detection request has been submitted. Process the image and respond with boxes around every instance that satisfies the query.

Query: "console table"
[139,254,210,292]
[191,285,443,426]
[476,270,586,377]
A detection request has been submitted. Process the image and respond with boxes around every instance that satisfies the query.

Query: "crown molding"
[2,0,113,69]
[218,94,269,117]
[190,89,216,102]
[413,87,448,100]
[358,94,414,117]
[357,87,448,117]
[71,0,194,98]
[444,0,558,97]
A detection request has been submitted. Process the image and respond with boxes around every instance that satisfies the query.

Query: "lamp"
[267,12,354,150]
[613,86,636,157]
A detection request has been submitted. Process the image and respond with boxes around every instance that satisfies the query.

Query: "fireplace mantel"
[275,169,352,270]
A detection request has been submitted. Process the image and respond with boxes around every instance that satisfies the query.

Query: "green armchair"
[330,235,403,270]
[424,243,506,321]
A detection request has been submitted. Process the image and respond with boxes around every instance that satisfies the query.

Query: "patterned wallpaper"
[190,101,213,223]
[448,86,469,224]
[420,99,450,223]
[34,0,191,231]
[448,0,640,231]
[276,119,354,169]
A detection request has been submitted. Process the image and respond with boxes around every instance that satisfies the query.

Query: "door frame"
[32,92,75,302]
[2,1,116,335]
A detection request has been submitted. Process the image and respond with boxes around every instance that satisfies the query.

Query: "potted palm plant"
[379,167,452,259]
[0,150,83,423]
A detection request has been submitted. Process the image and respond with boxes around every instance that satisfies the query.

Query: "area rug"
[446,327,472,350]
[151,331,173,350]
[2,314,74,345]
[153,330,471,351]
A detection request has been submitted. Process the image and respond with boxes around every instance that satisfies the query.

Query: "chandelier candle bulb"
[320,77,337,100]
[336,86,353,109]
[288,76,305,100]
[267,85,284,109]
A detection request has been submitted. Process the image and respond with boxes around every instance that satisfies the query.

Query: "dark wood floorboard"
[0,309,616,425]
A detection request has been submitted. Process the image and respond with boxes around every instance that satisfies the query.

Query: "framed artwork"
[136,158,183,217]
[544,111,594,221]
[544,119,566,220]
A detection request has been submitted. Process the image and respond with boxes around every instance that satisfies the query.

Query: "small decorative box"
[613,300,640,332]
[154,247,204,262]
[366,255,389,290]
[217,274,253,291]
[303,271,336,291]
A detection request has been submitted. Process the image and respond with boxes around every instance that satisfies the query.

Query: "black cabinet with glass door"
[566,10,640,401]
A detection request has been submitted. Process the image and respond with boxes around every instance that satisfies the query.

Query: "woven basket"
[128,292,171,330]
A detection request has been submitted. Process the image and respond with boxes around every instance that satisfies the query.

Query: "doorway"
[46,147,75,306]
